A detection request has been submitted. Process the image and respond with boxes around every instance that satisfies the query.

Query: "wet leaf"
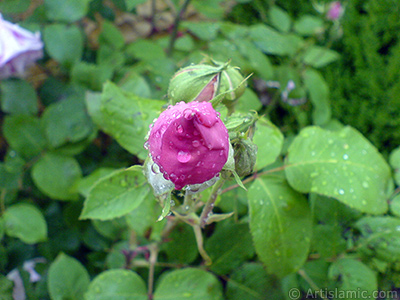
[153,268,223,300]
[328,258,377,299]
[48,253,90,300]
[31,153,82,201]
[248,175,312,278]
[92,82,163,160]
[80,167,150,220]
[285,126,392,214]
[253,118,284,170]
[85,269,147,300]
[4,203,47,244]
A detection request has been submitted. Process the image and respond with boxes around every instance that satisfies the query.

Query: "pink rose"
[147,101,229,190]
[326,2,343,20]
[0,14,43,79]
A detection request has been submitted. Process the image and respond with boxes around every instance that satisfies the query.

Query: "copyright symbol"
[288,288,301,300]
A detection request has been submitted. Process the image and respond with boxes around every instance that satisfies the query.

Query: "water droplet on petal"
[177,125,184,134]
[192,140,200,147]
[177,151,191,163]
[144,141,149,150]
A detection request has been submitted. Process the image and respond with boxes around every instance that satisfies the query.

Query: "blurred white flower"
[0,13,43,79]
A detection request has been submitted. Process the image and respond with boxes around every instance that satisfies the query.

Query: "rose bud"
[147,101,229,190]
[167,64,223,104]
[326,1,343,20]
[0,14,44,79]
[220,66,247,102]
[233,139,258,177]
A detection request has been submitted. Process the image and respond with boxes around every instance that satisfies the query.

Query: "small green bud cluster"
[167,59,247,105]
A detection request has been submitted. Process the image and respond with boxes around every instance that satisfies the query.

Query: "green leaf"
[311,194,361,226]
[85,269,147,300]
[125,0,147,11]
[99,20,125,50]
[80,167,150,220]
[236,89,262,113]
[253,118,284,170]
[293,15,324,36]
[269,6,291,33]
[0,218,4,241]
[3,115,46,159]
[44,0,92,22]
[285,126,392,214]
[0,275,13,300]
[85,91,103,126]
[182,21,221,40]
[0,0,30,14]
[205,220,254,275]
[31,153,82,201]
[302,46,340,68]
[43,24,83,68]
[390,146,400,185]
[42,96,95,148]
[93,217,127,239]
[76,167,117,198]
[48,253,90,300]
[94,81,163,159]
[248,175,312,278]
[162,224,198,264]
[1,79,38,115]
[125,39,166,61]
[311,224,346,259]
[328,258,377,299]
[249,24,303,56]
[4,203,47,244]
[298,259,330,292]
[390,194,400,217]
[118,70,152,98]
[234,38,273,80]
[303,69,331,125]
[192,0,225,19]
[355,216,400,263]
[71,62,113,91]
[153,268,223,300]
[226,263,283,300]
[125,192,160,236]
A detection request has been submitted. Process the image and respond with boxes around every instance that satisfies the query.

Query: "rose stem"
[199,179,225,228]
[166,0,192,57]
[193,224,212,265]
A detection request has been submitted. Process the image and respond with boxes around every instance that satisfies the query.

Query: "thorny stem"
[166,0,192,57]
[199,179,225,228]
[183,191,194,210]
[298,269,329,300]
[150,0,157,33]
[193,224,212,265]
[0,189,6,217]
[147,244,159,300]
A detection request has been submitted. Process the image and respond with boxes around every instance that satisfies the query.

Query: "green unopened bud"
[168,64,223,104]
[233,139,257,177]
[220,66,247,102]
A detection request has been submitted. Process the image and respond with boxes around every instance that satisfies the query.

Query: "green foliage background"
[325,0,400,152]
